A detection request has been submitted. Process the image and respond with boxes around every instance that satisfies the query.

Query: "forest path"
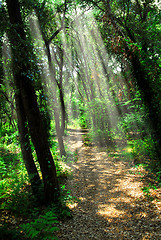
[56,129,161,240]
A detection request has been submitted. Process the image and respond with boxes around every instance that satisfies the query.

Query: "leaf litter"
[56,129,161,240]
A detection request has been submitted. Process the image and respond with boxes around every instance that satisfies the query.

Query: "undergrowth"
[0,130,74,240]
[21,211,60,240]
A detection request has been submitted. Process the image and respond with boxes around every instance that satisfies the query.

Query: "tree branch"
[46,26,63,45]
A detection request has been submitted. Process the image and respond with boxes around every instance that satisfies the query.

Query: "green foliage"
[51,201,72,220]
[0,145,18,178]
[62,149,78,163]
[70,97,88,128]
[0,139,71,239]
[0,169,36,216]
[1,3,161,240]
[78,102,88,129]
[50,140,72,180]
[119,111,147,137]
[50,138,59,155]
[128,137,161,182]
[85,98,114,146]
[82,134,92,146]
[156,171,161,182]
[79,113,87,129]
[0,142,38,216]
[21,211,59,240]
[54,160,70,180]
[68,118,80,129]
[89,128,111,146]
[0,122,18,145]
[129,137,156,161]
[142,183,157,201]
[50,120,57,138]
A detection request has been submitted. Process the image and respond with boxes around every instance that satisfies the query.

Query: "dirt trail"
[56,129,161,240]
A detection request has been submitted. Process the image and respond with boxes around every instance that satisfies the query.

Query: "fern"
[21,211,59,240]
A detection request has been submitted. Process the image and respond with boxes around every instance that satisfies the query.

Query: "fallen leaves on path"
[56,129,161,240]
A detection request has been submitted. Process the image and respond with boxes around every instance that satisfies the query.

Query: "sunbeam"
[59,8,135,147]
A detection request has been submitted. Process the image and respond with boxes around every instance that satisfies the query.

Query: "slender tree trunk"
[46,44,66,156]
[35,10,67,137]
[78,71,90,102]
[58,49,66,135]
[59,87,66,135]
[52,83,66,157]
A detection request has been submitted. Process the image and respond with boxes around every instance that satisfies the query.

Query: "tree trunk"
[53,45,67,135]
[15,92,42,197]
[58,50,66,136]
[103,0,161,156]
[20,76,60,202]
[6,0,59,203]
[53,84,66,156]
[46,44,66,156]
[59,88,66,135]
[131,55,161,154]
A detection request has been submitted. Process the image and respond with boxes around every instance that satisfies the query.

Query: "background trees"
[76,0,161,149]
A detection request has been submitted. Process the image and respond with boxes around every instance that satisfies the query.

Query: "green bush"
[0,145,18,179]
[0,122,18,145]
[129,137,156,160]
[119,111,146,136]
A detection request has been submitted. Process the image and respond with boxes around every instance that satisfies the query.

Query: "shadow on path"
[57,129,161,240]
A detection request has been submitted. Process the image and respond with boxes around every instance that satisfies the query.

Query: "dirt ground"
[56,129,161,240]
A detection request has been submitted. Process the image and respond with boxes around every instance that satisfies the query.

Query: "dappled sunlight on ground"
[57,129,161,239]
[64,128,85,152]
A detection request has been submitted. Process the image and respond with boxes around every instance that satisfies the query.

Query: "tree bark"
[131,55,161,153]
[6,0,59,203]
[20,76,60,202]
[15,92,42,197]
[56,46,66,135]
[46,44,66,156]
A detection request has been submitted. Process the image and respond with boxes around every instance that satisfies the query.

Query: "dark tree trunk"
[15,93,42,197]
[131,55,161,154]
[103,0,161,156]
[57,48,66,136]
[59,88,66,135]
[20,76,60,202]
[6,0,59,203]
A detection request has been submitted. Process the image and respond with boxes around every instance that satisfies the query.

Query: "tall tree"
[33,1,67,155]
[102,0,161,154]
[6,0,59,203]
